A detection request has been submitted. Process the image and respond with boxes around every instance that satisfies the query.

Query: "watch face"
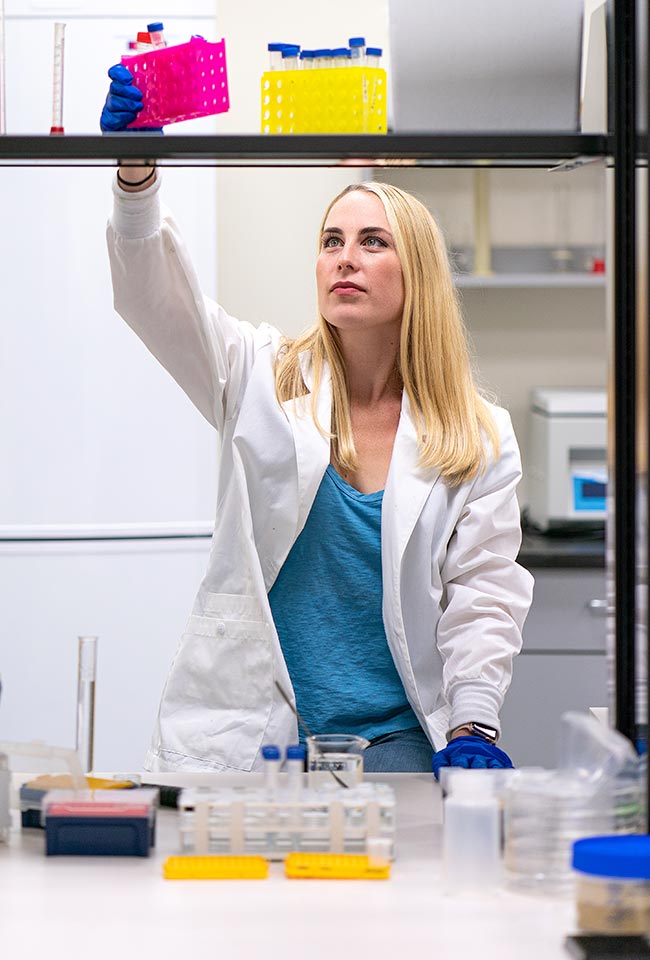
[472,723,498,743]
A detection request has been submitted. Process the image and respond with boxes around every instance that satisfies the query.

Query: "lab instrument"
[50,23,66,135]
[75,635,97,773]
[527,388,607,531]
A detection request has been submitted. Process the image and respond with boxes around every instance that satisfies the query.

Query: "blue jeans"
[363,726,434,773]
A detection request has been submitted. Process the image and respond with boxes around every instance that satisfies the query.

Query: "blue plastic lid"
[366,47,383,57]
[286,744,306,760]
[147,22,164,32]
[315,49,333,57]
[268,42,292,51]
[573,836,650,879]
[299,50,315,59]
[349,37,366,47]
[281,46,301,58]
[262,745,281,761]
[332,47,351,57]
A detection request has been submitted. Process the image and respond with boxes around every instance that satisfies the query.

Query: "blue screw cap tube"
[286,744,306,795]
[349,37,366,63]
[262,744,282,793]
[366,46,383,68]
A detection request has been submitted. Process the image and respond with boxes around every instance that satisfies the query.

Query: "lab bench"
[502,533,607,768]
[0,772,575,960]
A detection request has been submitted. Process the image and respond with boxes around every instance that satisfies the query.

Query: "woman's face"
[316,190,405,336]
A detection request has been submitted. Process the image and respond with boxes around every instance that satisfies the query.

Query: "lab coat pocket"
[157,596,273,771]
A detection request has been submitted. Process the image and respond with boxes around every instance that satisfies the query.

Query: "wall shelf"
[0,132,611,167]
[455,273,606,289]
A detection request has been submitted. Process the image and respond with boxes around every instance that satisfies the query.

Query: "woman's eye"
[322,235,341,248]
[363,236,387,248]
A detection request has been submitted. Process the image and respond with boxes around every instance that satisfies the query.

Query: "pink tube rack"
[121,36,230,128]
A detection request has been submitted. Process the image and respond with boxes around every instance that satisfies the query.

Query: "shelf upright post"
[610,0,638,749]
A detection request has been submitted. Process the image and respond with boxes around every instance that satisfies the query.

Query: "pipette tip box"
[42,788,158,857]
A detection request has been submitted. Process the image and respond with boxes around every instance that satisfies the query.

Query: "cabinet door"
[500,653,607,768]
[498,566,608,767]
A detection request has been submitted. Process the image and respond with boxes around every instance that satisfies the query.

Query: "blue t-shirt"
[268,464,419,740]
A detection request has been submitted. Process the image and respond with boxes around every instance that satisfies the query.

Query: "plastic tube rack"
[177,781,395,862]
[261,67,387,134]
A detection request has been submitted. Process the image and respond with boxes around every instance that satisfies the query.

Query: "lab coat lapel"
[384,393,442,566]
[281,352,331,535]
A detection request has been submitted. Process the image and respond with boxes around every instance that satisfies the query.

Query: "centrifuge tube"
[76,636,97,773]
[50,22,66,135]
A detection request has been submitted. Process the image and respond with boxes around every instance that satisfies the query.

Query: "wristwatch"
[447,722,500,744]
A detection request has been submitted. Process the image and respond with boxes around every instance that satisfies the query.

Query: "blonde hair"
[274,182,499,485]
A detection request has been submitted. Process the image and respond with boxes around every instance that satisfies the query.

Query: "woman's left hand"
[431,736,514,780]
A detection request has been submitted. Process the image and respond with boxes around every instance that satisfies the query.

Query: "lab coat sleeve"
[106,174,269,431]
[437,408,534,734]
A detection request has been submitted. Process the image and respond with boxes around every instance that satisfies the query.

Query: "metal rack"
[0,2,645,824]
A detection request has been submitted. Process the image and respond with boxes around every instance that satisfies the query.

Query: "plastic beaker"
[306,734,369,789]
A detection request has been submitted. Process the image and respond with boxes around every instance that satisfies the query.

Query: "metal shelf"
[0,132,611,167]
[456,273,606,289]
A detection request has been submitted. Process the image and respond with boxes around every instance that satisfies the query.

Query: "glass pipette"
[50,22,66,135]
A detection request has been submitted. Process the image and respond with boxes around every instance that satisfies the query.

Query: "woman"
[103,69,534,776]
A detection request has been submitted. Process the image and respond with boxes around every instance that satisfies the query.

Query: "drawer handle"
[586,598,608,615]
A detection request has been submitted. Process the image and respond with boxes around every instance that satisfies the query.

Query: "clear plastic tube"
[365,46,382,68]
[147,21,166,48]
[281,46,300,70]
[50,22,65,135]
[349,37,366,65]
[76,636,97,774]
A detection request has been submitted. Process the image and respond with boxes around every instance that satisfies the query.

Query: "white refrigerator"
[1,1,222,769]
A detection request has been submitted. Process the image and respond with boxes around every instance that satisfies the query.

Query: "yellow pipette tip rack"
[163,855,269,880]
[284,853,391,880]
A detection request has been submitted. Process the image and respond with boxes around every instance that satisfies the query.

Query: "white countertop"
[0,773,576,960]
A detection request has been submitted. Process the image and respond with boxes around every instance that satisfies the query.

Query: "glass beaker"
[306,734,369,789]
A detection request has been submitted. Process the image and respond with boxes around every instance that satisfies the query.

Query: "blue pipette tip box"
[42,789,158,857]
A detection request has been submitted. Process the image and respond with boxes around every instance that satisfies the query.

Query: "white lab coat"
[107,177,534,772]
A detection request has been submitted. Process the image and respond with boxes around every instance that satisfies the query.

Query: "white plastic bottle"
[442,769,501,893]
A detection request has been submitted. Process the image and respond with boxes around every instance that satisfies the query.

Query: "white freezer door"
[1,14,222,533]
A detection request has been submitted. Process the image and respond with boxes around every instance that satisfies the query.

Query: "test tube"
[147,21,166,48]
[349,37,366,64]
[332,47,351,69]
[76,636,97,773]
[299,50,315,69]
[281,45,300,70]
[50,22,65,135]
[365,46,383,68]
[285,745,306,795]
[0,0,6,134]
[262,745,281,794]
[267,43,288,71]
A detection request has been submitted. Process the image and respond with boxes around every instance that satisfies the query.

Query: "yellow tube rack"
[261,67,387,134]
[163,855,269,880]
[284,853,391,880]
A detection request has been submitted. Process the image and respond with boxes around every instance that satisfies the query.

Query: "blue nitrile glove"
[431,736,514,781]
[100,64,162,132]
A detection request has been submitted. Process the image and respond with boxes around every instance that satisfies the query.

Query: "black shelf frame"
[0,132,610,166]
